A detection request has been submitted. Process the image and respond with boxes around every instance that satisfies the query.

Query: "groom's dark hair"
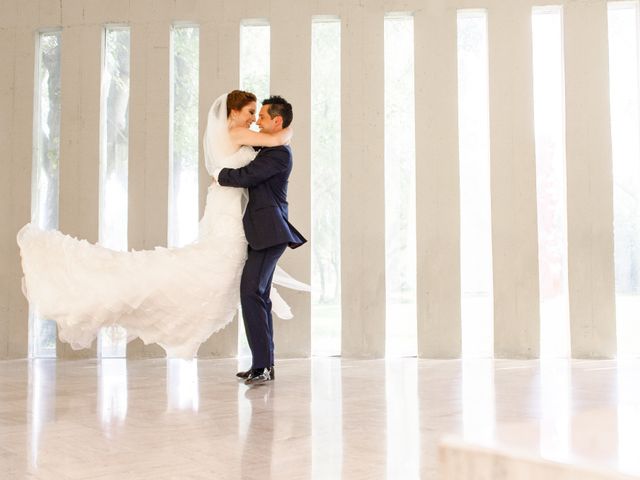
[262,96,293,128]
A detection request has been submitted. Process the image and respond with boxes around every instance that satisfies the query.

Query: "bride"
[17,90,309,358]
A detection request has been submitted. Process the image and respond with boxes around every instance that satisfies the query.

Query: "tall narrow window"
[240,20,270,110]
[457,10,494,358]
[384,13,417,358]
[30,31,62,358]
[608,2,640,358]
[532,7,570,358]
[169,25,200,247]
[99,27,131,358]
[311,18,341,356]
[238,21,270,357]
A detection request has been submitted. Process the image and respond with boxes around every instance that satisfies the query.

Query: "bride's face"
[230,102,257,129]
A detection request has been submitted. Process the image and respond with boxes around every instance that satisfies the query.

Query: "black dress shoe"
[237,366,274,380]
[244,367,272,386]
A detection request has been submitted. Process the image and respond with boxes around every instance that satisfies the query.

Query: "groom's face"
[257,105,282,134]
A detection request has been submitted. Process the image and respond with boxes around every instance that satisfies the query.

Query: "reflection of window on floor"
[311,18,341,357]
[617,358,640,472]
[238,21,270,358]
[386,359,419,477]
[384,14,417,358]
[311,359,343,478]
[98,359,128,426]
[30,31,62,358]
[169,26,199,248]
[28,359,56,467]
[532,7,570,359]
[457,10,494,358]
[608,2,640,358]
[462,359,495,441]
[98,27,130,358]
[166,359,199,412]
[539,360,570,461]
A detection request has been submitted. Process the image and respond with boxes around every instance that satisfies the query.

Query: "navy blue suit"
[218,145,306,370]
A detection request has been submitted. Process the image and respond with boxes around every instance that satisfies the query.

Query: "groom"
[212,95,306,385]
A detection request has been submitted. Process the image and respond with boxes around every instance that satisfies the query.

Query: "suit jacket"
[217,145,307,251]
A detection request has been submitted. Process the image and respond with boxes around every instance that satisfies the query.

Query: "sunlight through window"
[457,10,494,358]
[98,27,131,358]
[168,26,199,248]
[608,1,640,358]
[29,31,62,358]
[384,14,417,358]
[311,18,341,356]
[238,21,270,357]
[532,6,570,358]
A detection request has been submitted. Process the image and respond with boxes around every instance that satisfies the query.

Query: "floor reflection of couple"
[240,384,275,478]
[93,357,276,479]
[25,359,277,478]
[165,359,277,478]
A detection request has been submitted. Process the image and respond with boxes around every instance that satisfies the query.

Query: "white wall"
[0,0,617,359]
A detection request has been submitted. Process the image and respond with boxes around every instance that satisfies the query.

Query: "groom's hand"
[211,169,221,186]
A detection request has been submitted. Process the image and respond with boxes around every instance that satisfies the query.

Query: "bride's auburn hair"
[227,90,257,117]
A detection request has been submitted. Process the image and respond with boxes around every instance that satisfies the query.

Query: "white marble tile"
[440,360,640,479]
[0,358,637,479]
[439,436,638,480]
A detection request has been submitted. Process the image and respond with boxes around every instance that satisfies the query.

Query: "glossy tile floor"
[0,357,637,479]
[441,359,640,480]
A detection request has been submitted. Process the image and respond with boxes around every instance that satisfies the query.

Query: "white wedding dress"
[16,93,309,358]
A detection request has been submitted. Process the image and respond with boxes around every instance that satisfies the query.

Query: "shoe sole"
[237,369,274,381]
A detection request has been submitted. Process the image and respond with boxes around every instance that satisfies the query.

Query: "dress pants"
[240,243,287,370]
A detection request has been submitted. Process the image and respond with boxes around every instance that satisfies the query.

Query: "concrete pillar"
[57,23,103,359]
[415,1,461,358]
[196,1,242,358]
[2,28,33,359]
[0,27,16,359]
[488,0,540,358]
[270,0,312,358]
[564,0,616,358]
[340,0,386,358]
[126,20,171,358]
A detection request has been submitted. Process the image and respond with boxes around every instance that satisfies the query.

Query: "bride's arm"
[229,127,293,147]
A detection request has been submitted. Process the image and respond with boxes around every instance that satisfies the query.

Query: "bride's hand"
[278,127,293,145]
